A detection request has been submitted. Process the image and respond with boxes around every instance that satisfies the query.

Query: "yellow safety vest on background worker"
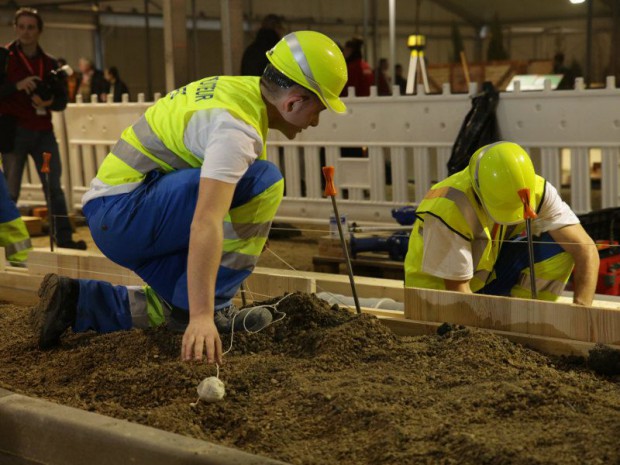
[405,168,548,293]
[0,157,31,265]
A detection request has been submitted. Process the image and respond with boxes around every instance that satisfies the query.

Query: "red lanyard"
[16,47,44,79]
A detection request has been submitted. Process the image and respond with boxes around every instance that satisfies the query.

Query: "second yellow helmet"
[469,142,537,225]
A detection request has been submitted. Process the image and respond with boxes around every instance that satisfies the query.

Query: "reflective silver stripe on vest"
[223,221,272,240]
[220,251,259,271]
[517,273,566,296]
[4,238,32,258]
[111,139,160,173]
[133,116,192,170]
[285,33,326,103]
[443,188,485,238]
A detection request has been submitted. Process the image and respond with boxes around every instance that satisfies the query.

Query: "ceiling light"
[569,0,586,4]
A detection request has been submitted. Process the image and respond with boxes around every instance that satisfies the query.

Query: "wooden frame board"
[2,248,620,357]
[405,287,620,345]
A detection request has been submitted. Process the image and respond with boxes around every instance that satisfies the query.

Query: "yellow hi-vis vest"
[404,168,546,291]
[95,76,268,187]
[0,216,31,264]
[93,76,282,280]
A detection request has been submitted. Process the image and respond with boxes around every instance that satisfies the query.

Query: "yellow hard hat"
[266,31,348,113]
[469,141,537,225]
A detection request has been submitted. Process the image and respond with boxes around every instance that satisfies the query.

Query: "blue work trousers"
[477,232,567,296]
[0,169,21,224]
[76,160,282,333]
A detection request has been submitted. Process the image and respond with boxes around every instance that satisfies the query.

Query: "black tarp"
[447,81,501,175]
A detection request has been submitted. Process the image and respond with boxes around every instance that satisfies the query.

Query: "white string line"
[262,246,358,312]
[37,214,620,247]
[222,293,291,356]
[43,213,334,236]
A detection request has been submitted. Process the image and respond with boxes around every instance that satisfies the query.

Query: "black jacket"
[240,28,281,76]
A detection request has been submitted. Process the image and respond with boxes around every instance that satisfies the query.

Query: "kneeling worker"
[32,31,348,364]
[405,141,599,306]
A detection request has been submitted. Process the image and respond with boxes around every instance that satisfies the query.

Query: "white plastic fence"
[19,78,620,225]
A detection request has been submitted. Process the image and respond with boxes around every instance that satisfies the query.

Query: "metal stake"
[322,166,362,314]
[41,152,54,252]
[525,218,537,300]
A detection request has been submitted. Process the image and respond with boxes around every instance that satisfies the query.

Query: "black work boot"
[31,273,80,350]
[57,239,87,250]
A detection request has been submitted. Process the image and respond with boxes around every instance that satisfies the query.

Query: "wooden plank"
[253,267,405,303]
[27,248,143,286]
[76,254,142,286]
[405,286,620,345]
[378,316,620,357]
[0,269,43,305]
[22,216,43,236]
[3,258,620,358]
[243,271,316,302]
[27,249,61,276]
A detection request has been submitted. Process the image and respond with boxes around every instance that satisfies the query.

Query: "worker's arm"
[444,278,473,293]
[182,177,236,364]
[549,223,599,306]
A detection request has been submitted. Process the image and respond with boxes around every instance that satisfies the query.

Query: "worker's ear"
[282,91,308,114]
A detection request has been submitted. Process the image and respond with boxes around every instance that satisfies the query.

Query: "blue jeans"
[3,127,74,245]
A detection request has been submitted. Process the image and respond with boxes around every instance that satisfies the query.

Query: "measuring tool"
[519,188,538,299]
[322,166,361,314]
[41,151,54,252]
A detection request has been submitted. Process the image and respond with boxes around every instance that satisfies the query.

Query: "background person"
[103,66,129,102]
[0,7,85,250]
[340,36,373,97]
[376,58,391,96]
[76,57,106,102]
[394,63,407,95]
[0,157,32,265]
[405,141,599,306]
[32,31,348,366]
[240,14,284,76]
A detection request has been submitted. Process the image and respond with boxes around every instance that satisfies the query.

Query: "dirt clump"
[1,292,620,465]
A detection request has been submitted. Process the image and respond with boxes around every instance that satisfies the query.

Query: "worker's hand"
[181,313,222,364]
[16,76,40,94]
[31,94,53,108]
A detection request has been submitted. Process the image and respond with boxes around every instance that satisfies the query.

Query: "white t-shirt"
[82,108,262,204]
[420,182,579,281]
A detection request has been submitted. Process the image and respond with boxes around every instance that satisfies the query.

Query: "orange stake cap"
[41,152,51,174]
[322,166,337,197]
[518,188,537,220]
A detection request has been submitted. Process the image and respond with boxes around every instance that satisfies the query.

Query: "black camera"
[34,64,73,101]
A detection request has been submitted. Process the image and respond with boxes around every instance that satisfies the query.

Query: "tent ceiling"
[4,0,614,25]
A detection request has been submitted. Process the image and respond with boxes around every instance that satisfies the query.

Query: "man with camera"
[0,7,85,250]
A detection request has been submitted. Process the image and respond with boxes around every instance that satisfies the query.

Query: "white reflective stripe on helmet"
[284,33,328,107]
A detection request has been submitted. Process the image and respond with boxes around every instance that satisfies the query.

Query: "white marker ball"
[196,376,225,402]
